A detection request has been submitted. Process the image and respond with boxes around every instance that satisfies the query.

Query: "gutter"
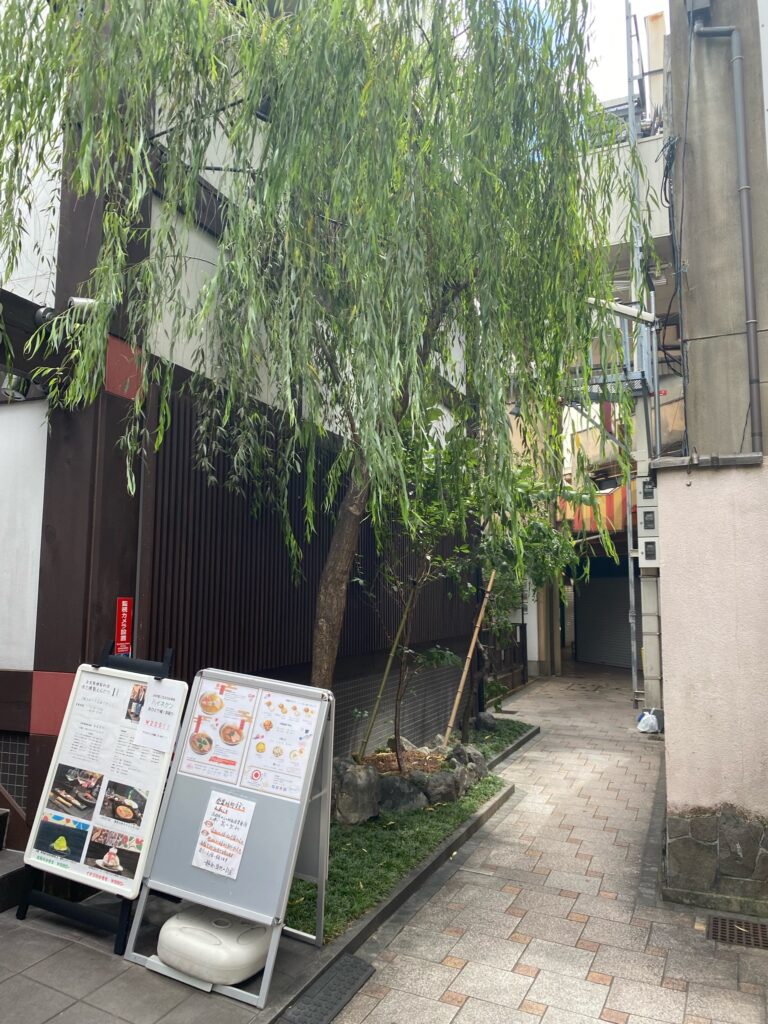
[691,21,763,459]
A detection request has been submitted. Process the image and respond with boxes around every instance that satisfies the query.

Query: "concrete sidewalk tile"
[572,895,634,924]
[452,885,515,913]
[517,911,586,946]
[738,952,768,987]
[332,992,381,1024]
[599,1011,630,1024]
[665,950,738,988]
[577,939,601,952]
[582,918,649,952]
[520,999,548,1016]
[519,938,596,979]
[41,1005,130,1024]
[451,961,534,1007]
[546,872,602,895]
[443,956,468,969]
[389,925,460,963]
[374,954,459,1000]
[449,932,524,972]
[22,942,130,999]
[587,972,613,986]
[453,907,531,939]
[83,965,189,1024]
[604,978,687,1023]
[514,890,577,918]
[526,970,608,1017]
[441,991,468,1007]
[591,946,665,984]
[685,982,766,1024]
[364,989,459,1024]
[453,996,541,1023]
[0,975,74,1024]
[543,1009,607,1024]
[0,925,71,974]
[153,990,258,1023]
[662,978,688,992]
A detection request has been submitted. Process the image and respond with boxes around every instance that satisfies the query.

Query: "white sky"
[587,0,670,103]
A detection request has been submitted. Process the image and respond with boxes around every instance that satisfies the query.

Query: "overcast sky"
[587,0,670,102]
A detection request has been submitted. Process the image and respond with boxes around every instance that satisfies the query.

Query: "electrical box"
[639,537,660,569]
[636,476,657,507]
[685,0,711,23]
[638,507,658,538]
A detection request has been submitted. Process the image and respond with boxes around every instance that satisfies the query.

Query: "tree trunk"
[310,462,370,689]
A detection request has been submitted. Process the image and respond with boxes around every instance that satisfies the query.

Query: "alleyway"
[339,670,768,1024]
[0,670,766,1024]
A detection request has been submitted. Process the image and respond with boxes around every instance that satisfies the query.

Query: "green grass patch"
[467,717,534,760]
[285,774,505,942]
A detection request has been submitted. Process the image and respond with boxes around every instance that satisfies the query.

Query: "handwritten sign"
[192,790,256,880]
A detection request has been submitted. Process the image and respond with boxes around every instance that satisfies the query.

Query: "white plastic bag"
[636,711,659,733]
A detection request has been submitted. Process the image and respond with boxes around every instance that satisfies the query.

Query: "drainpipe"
[694,23,763,455]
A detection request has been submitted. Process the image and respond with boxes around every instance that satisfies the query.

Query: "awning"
[559,479,636,535]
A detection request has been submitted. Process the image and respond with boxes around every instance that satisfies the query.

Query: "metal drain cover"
[278,954,374,1024]
[707,915,768,950]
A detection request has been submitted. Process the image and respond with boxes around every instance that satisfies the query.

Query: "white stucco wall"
[658,463,768,818]
[0,400,48,670]
[0,168,60,308]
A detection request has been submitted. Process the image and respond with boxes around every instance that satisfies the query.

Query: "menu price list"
[179,684,321,801]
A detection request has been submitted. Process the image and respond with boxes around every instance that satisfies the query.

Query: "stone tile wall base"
[664,805,768,916]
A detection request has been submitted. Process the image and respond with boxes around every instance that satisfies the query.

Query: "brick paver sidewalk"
[338,668,768,1024]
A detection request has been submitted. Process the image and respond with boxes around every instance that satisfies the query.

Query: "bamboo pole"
[444,569,496,746]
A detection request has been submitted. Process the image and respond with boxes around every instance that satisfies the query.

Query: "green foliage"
[285,773,505,941]
[468,719,533,759]
[0,0,639,571]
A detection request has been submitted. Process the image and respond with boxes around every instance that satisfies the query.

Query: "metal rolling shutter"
[575,578,635,668]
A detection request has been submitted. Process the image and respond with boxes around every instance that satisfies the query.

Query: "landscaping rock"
[379,774,428,813]
[449,744,470,766]
[408,770,430,795]
[689,814,718,842]
[464,744,489,778]
[424,771,459,805]
[453,764,469,798]
[465,762,481,786]
[475,711,498,732]
[333,761,380,824]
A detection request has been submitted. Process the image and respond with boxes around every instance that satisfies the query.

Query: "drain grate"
[707,915,768,949]
[278,954,374,1024]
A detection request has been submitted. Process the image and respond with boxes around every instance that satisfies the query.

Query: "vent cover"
[706,916,768,950]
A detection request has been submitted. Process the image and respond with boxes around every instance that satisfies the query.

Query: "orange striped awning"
[559,479,637,535]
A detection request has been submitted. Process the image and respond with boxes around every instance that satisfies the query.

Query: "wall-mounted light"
[0,371,46,403]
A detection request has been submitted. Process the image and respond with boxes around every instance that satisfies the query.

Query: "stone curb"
[265,777,517,1022]
[487,724,541,770]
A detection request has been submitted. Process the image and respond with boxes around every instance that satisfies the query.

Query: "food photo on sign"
[101,780,148,828]
[33,814,90,863]
[45,764,103,821]
[84,827,144,879]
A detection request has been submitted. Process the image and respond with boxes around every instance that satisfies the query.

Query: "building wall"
[0,401,48,671]
[0,169,60,309]
[669,0,768,453]
[658,462,768,909]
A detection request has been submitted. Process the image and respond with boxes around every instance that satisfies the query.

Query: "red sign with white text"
[115,597,134,655]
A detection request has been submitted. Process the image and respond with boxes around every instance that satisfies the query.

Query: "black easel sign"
[24,664,187,899]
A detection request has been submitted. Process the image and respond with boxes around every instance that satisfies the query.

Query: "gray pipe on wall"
[694,22,764,455]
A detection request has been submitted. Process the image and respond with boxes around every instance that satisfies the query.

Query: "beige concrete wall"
[668,0,768,453]
[658,462,768,817]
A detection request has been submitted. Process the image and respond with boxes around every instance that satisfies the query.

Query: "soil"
[363,750,447,775]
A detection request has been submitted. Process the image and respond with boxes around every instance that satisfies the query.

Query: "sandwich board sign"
[24,664,188,900]
[125,668,334,1010]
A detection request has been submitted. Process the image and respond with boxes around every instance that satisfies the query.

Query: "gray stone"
[386,735,418,753]
[719,806,763,878]
[475,711,498,732]
[465,762,481,786]
[666,815,691,839]
[753,848,768,882]
[424,771,459,804]
[465,744,489,776]
[333,762,380,824]
[379,774,428,813]
[450,743,471,765]
[666,835,718,891]
[408,769,429,794]
[689,813,718,842]
[453,763,469,797]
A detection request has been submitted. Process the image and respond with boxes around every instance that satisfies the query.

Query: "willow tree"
[0,0,635,688]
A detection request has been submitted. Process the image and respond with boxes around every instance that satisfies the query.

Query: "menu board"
[179,681,321,801]
[25,665,187,899]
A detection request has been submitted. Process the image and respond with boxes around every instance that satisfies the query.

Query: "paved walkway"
[1,668,766,1024]
[339,668,768,1024]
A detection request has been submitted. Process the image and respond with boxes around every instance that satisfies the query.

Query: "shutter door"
[575,578,635,668]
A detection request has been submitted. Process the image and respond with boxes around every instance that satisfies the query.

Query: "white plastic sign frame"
[24,664,188,900]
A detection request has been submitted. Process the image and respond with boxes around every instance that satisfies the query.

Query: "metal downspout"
[695,24,764,455]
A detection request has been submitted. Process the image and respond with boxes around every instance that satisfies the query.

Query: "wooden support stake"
[444,569,496,746]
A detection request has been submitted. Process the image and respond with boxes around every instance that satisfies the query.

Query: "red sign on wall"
[115,597,134,656]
